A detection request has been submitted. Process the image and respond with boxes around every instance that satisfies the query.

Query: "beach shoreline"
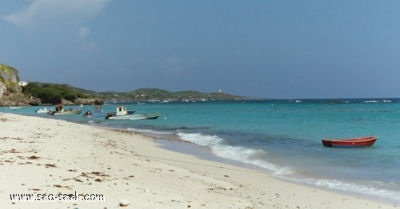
[0,112,397,209]
[155,138,399,203]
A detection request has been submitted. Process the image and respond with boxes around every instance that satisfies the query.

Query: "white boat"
[115,106,135,116]
[35,107,53,114]
[103,106,135,118]
[106,112,160,120]
[104,105,159,120]
[9,106,27,110]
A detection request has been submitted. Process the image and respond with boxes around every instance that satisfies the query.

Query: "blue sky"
[1,0,400,98]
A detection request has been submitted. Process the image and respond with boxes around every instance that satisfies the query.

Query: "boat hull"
[35,108,53,114]
[50,109,82,115]
[107,112,160,120]
[322,136,377,147]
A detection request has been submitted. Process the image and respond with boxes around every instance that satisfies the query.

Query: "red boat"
[321,136,378,147]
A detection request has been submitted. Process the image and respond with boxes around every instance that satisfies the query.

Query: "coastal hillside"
[103,88,249,102]
[0,63,250,106]
[22,84,249,105]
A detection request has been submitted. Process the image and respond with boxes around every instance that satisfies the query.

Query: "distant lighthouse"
[218,89,222,93]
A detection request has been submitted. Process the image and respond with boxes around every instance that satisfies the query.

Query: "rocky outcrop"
[0,81,6,98]
[0,64,30,106]
[0,64,21,97]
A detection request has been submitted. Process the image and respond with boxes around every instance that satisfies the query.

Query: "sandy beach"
[0,112,397,209]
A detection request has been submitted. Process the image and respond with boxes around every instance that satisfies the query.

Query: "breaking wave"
[175,131,292,176]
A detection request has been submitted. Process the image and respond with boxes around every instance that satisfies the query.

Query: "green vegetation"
[22,82,88,104]
[0,62,250,105]
[124,88,248,102]
[21,83,249,105]
[1,64,250,106]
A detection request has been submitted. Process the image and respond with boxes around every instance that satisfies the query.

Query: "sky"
[1,0,400,99]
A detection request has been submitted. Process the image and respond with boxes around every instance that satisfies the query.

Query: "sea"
[3,98,400,204]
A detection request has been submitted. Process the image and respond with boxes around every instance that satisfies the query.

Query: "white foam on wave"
[127,128,174,135]
[176,132,292,175]
[128,129,400,203]
[290,177,400,203]
[176,132,223,146]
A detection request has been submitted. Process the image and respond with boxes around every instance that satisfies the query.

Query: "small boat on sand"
[322,136,378,147]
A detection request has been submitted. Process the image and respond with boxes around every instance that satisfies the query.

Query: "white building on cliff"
[18,81,29,87]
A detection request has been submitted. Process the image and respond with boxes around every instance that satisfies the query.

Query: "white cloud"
[4,0,110,29]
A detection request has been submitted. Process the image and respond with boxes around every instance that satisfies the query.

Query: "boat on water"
[321,136,378,147]
[48,104,82,116]
[83,105,140,119]
[104,106,135,119]
[83,105,158,120]
[35,107,54,114]
[9,106,28,110]
[113,106,135,115]
[48,109,82,115]
[106,112,160,120]
[104,106,159,120]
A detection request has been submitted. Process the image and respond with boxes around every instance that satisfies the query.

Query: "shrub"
[22,83,80,104]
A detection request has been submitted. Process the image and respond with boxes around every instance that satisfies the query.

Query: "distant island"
[0,64,251,106]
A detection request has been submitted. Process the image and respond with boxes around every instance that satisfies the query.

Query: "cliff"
[0,64,33,106]
[0,64,21,97]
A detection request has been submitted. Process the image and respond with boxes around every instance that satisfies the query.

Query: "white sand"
[0,113,397,209]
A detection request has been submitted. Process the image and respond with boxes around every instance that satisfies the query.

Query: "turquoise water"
[4,99,400,203]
